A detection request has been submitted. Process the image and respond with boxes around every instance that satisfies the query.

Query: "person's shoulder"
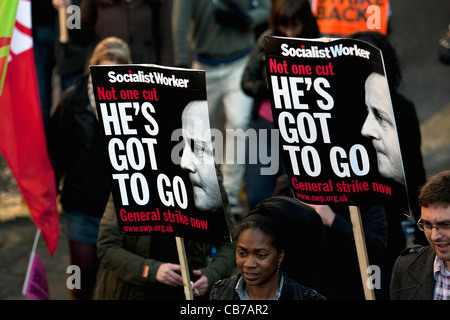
[396,244,433,266]
[210,274,239,300]
[61,75,89,106]
[283,275,326,300]
[213,274,239,288]
[256,29,274,44]
[399,244,430,256]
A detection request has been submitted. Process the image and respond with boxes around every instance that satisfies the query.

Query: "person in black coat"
[350,31,428,299]
[47,37,132,299]
[241,0,321,211]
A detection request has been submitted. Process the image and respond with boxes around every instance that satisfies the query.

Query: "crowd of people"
[31,0,448,300]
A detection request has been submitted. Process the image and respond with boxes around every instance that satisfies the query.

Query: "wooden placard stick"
[175,236,193,300]
[58,7,68,43]
[349,205,376,300]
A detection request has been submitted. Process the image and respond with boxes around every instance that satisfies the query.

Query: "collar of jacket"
[404,246,436,299]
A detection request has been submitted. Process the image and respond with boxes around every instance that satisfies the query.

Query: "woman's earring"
[277,260,281,274]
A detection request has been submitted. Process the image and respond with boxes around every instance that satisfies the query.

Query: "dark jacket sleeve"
[200,167,237,290]
[330,204,388,264]
[241,31,270,100]
[96,196,162,287]
[200,241,236,291]
[46,98,66,188]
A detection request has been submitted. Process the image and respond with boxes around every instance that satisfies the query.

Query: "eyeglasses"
[417,219,450,234]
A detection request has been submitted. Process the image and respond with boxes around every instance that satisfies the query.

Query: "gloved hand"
[214,1,252,31]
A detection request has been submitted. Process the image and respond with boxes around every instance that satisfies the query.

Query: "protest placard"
[265,36,409,299]
[311,0,389,36]
[90,64,231,244]
[265,35,409,212]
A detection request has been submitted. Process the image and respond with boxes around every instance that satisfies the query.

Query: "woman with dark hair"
[241,0,321,211]
[47,37,132,299]
[269,0,321,38]
[210,196,326,300]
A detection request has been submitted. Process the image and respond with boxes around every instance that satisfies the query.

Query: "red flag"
[0,0,59,256]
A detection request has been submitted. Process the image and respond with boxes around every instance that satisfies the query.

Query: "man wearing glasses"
[390,170,450,299]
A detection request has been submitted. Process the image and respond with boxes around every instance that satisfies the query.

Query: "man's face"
[361,72,404,184]
[421,205,450,268]
[180,101,222,212]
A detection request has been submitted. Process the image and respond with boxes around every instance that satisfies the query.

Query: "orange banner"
[312,0,389,36]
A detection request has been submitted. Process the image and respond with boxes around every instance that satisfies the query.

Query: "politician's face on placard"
[361,72,404,185]
[180,100,222,212]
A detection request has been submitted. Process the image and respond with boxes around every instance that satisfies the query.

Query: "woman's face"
[236,228,284,288]
[278,21,304,38]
